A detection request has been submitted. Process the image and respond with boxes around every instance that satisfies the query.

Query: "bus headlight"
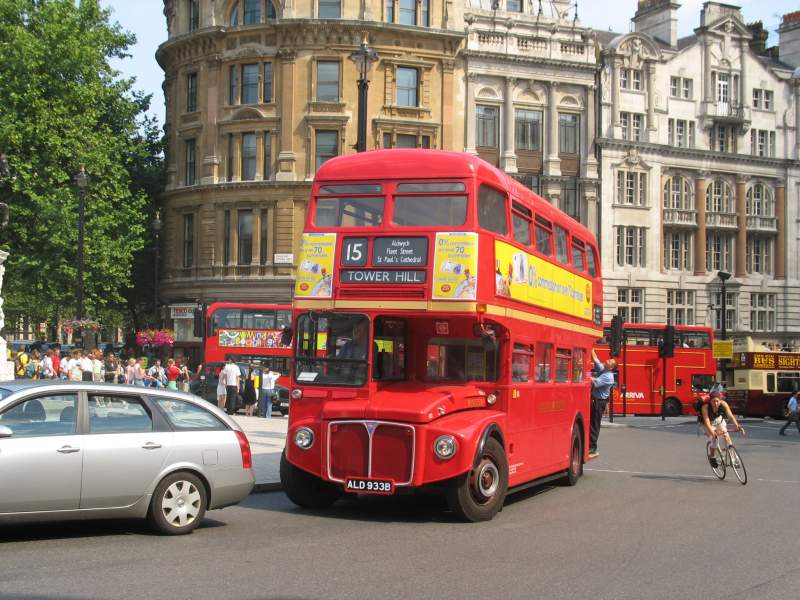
[486,393,497,405]
[434,435,457,459]
[291,388,303,400]
[294,427,314,450]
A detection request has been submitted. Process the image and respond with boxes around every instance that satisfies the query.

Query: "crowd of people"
[12,347,196,391]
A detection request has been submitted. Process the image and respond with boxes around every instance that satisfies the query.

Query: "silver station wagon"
[0,382,254,534]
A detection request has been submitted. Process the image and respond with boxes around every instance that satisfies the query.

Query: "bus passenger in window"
[590,348,617,458]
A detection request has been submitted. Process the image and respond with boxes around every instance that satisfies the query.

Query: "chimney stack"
[778,11,800,69]
[746,22,769,55]
[633,0,680,49]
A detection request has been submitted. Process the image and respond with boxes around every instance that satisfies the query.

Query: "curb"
[252,481,283,494]
[601,421,628,428]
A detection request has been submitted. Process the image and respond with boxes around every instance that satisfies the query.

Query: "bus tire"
[446,437,508,522]
[560,426,583,486]
[280,451,341,509]
[664,397,682,417]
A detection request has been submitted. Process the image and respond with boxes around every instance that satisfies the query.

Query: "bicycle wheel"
[706,442,726,479]
[728,446,747,485]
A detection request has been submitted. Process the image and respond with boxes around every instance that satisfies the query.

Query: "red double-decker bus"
[594,323,715,416]
[203,302,292,384]
[280,150,604,521]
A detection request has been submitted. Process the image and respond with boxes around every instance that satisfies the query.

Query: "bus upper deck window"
[534,216,552,256]
[478,185,508,235]
[512,201,532,246]
[555,226,569,265]
[392,194,467,226]
[586,245,598,277]
[211,308,242,334]
[571,239,585,272]
[315,196,384,227]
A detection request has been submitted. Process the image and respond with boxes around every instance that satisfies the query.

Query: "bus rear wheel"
[560,426,583,486]
[664,397,682,417]
[280,451,341,509]
[446,437,508,522]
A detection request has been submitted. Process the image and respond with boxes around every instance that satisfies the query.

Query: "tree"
[0,0,163,338]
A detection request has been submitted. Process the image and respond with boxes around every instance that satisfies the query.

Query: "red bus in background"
[594,323,715,416]
[203,302,292,385]
[281,150,604,521]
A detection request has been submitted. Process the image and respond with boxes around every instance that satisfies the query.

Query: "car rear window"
[154,398,228,431]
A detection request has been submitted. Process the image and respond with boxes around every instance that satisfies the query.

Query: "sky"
[100,0,798,128]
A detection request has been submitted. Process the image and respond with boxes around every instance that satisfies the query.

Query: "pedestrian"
[25,349,41,379]
[104,352,120,383]
[79,350,93,382]
[51,345,61,380]
[40,349,55,379]
[92,350,104,382]
[133,358,146,386]
[259,367,280,418]
[147,358,166,388]
[243,366,258,416]
[589,348,617,459]
[165,358,180,390]
[215,366,227,410]
[779,391,800,436]
[177,359,191,393]
[66,350,83,381]
[14,349,29,378]
[220,356,241,414]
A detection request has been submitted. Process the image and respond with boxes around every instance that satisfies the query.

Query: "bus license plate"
[344,477,394,495]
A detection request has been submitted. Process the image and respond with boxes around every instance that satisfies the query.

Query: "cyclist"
[700,385,745,468]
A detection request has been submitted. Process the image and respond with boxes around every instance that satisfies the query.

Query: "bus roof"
[314,149,597,245]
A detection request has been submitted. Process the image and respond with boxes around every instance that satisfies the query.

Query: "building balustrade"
[746,215,777,231]
[705,212,738,228]
[662,208,697,226]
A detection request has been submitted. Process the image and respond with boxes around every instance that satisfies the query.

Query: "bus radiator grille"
[328,421,415,485]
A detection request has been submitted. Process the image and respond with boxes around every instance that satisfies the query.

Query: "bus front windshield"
[295,313,370,386]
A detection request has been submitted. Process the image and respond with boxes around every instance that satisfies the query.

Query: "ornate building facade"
[597,1,800,348]
[157,0,465,354]
[462,0,601,234]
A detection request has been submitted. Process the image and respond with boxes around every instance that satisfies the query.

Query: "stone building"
[157,0,465,357]
[462,0,601,234]
[597,1,800,349]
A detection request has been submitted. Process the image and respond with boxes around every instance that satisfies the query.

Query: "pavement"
[232,414,287,492]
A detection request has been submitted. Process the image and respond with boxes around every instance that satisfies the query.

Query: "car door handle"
[57,446,80,454]
[141,442,162,450]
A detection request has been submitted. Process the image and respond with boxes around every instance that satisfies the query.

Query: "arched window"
[662,176,693,210]
[230,4,239,26]
[705,180,733,213]
[189,0,200,31]
[267,0,277,19]
[746,183,774,217]
[244,0,260,24]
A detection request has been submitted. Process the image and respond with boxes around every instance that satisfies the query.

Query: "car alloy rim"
[161,480,202,527]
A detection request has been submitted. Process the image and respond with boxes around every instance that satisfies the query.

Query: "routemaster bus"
[280,150,605,521]
[594,324,715,416]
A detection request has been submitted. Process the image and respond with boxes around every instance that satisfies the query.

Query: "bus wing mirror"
[280,327,293,347]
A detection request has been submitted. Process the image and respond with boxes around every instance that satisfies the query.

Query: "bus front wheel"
[560,426,583,486]
[280,451,341,509]
[664,397,682,417]
[446,437,508,522]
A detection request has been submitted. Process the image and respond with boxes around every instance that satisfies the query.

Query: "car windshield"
[295,313,369,386]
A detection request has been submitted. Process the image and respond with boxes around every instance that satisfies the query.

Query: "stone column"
[251,208,262,267]
[735,176,747,277]
[704,39,713,104]
[795,82,800,160]
[694,173,707,275]
[232,134,242,182]
[441,60,455,151]
[585,84,598,178]
[465,72,478,154]
[775,181,786,279]
[546,81,561,176]
[276,49,297,181]
[739,40,748,108]
[611,58,620,128]
[201,60,221,184]
[502,77,517,172]
[646,61,656,139]
[255,132,264,180]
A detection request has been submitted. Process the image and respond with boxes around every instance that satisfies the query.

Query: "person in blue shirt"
[779,391,800,436]
[589,349,617,458]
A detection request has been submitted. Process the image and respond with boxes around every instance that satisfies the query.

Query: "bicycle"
[706,427,747,485]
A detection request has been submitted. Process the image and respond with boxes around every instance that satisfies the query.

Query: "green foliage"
[0,0,164,331]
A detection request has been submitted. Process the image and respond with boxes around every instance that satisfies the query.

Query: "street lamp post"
[74,166,89,347]
[152,210,162,326]
[348,39,379,153]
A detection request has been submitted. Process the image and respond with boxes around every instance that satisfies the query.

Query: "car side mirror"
[0,425,14,438]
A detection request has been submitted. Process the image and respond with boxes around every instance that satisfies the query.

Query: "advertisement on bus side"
[295,233,336,298]
[494,240,592,321]
[432,232,479,300]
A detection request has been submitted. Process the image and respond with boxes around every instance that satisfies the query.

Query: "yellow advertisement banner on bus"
[295,233,336,298]
[432,232,479,300]
[494,240,592,321]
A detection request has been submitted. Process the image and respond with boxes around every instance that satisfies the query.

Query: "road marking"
[586,467,800,485]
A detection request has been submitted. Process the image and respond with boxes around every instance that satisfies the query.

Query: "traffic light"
[609,315,624,358]
[659,325,675,358]
[193,305,205,339]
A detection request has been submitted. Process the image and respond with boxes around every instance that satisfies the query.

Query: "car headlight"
[291,388,303,400]
[294,427,314,450]
[434,435,457,459]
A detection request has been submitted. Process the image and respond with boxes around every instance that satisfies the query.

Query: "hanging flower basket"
[136,328,176,348]
[63,318,102,333]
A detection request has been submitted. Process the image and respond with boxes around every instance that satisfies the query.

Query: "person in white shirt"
[79,351,93,382]
[40,349,55,379]
[220,356,242,414]
[259,368,280,418]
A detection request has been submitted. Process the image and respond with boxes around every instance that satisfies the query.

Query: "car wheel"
[280,451,341,509]
[148,471,207,535]
[446,437,508,522]
[560,425,583,486]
